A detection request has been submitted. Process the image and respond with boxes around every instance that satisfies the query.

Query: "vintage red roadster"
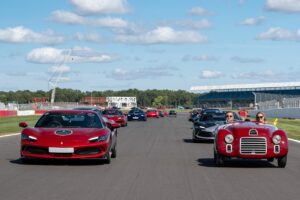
[19,110,120,164]
[214,121,288,168]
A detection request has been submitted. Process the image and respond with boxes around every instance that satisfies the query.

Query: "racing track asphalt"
[0,113,300,200]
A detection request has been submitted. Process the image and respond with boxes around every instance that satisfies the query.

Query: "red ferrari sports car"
[214,121,288,167]
[19,110,120,164]
[146,109,159,118]
[103,109,127,127]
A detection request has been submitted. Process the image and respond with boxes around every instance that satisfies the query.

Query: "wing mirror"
[19,122,28,128]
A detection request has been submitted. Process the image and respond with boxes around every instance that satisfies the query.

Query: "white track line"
[0,133,20,138]
[288,138,300,144]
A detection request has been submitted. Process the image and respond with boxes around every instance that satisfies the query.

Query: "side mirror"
[111,123,121,129]
[244,118,251,122]
[19,122,28,128]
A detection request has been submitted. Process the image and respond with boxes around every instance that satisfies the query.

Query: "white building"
[106,97,137,109]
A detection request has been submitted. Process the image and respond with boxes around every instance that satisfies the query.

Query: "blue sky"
[0,0,300,92]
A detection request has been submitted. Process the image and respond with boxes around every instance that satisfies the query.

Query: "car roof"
[46,110,98,114]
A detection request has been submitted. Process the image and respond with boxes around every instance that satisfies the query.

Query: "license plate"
[133,117,139,119]
[49,147,74,153]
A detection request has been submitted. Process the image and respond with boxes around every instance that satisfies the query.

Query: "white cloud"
[183,54,218,62]
[188,7,212,16]
[107,66,176,80]
[75,32,102,42]
[0,26,64,44]
[256,27,295,40]
[26,47,117,64]
[115,26,208,44]
[231,70,274,79]
[231,56,264,63]
[266,0,300,12]
[70,0,129,15]
[240,16,265,26]
[51,10,128,28]
[50,65,71,73]
[177,19,212,29]
[200,70,223,79]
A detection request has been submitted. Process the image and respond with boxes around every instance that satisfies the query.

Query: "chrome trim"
[240,137,267,155]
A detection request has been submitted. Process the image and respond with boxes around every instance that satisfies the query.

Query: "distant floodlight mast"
[48,48,72,105]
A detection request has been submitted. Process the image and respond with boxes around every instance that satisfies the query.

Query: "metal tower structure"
[48,49,72,105]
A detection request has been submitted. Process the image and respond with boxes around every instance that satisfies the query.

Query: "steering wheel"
[48,121,62,127]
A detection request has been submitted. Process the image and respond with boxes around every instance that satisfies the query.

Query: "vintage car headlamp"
[224,134,234,144]
[89,135,108,143]
[272,135,281,144]
[21,134,37,141]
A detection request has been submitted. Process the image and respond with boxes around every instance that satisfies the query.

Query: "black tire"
[277,155,287,168]
[111,144,117,158]
[214,150,224,167]
[104,149,112,164]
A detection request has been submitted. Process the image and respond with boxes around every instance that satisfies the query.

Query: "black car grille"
[23,146,48,154]
[196,131,214,137]
[75,148,101,155]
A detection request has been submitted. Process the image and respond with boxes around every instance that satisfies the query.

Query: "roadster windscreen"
[35,113,103,128]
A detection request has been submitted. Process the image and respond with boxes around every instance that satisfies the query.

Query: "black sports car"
[192,111,241,141]
[127,109,147,121]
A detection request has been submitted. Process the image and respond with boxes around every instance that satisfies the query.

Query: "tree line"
[0,88,201,108]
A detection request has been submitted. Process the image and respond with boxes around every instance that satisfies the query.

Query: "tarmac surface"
[1,113,300,200]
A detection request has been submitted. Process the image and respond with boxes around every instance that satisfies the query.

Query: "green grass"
[272,118,300,141]
[0,115,40,135]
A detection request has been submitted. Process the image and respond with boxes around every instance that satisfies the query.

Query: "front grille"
[240,137,267,155]
[75,148,101,155]
[196,131,213,137]
[23,146,48,154]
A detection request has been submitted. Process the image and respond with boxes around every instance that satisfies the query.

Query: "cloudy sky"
[0,0,300,91]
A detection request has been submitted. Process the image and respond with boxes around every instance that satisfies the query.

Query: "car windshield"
[200,113,226,122]
[147,110,157,112]
[35,112,103,128]
[103,110,122,115]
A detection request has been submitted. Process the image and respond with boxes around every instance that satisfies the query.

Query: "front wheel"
[111,143,117,158]
[214,150,224,167]
[104,150,112,164]
[277,155,287,168]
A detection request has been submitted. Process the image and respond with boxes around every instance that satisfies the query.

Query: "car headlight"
[224,134,234,144]
[89,135,108,143]
[21,134,37,141]
[199,126,205,129]
[272,135,281,144]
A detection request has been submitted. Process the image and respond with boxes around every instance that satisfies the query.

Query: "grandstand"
[190,82,300,109]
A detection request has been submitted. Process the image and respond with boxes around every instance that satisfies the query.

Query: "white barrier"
[17,110,35,116]
[249,108,300,119]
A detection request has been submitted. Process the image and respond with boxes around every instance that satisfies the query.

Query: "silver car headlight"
[21,134,37,141]
[89,135,108,143]
[272,135,281,144]
[224,134,234,144]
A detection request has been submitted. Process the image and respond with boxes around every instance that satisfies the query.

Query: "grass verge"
[0,115,40,135]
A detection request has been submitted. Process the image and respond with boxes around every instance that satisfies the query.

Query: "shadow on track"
[182,138,214,144]
[197,158,277,168]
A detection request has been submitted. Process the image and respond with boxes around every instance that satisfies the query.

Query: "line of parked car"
[189,108,288,168]
[18,106,177,164]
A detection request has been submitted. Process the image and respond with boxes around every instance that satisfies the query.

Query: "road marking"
[0,133,20,138]
[288,138,300,144]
